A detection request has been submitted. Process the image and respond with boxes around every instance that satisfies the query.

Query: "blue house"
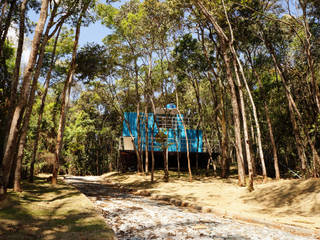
[119,104,210,171]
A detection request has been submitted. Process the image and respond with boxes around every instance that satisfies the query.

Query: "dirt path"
[64,176,316,240]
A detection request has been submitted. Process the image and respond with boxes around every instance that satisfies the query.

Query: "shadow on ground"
[241,178,320,217]
[0,176,114,240]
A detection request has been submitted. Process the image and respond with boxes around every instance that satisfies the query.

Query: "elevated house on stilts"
[118,104,217,172]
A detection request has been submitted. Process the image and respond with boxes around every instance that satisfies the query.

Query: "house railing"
[119,136,220,153]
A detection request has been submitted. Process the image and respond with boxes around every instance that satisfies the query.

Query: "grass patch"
[0,176,114,240]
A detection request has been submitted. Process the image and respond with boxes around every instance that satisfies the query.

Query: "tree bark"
[200,27,229,177]
[222,46,246,186]
[232,55,254,191]
[30,25,62,182]
[230,48,267,183]
[264,38,308,175]
[53,2,89,185]
[13,2,61,189]
[144,103,149,173]
[0,0,49,196]
[9,0,27,108]
[195,0,246,186]
[176,92,192,182]
[248,53,280,180]
[0,0,15,58]
[150,97,157,182]
[299,0,320,113]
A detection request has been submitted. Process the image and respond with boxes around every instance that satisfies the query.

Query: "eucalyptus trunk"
[144,102,149,174]
[0,0,15,58]
[30,25,62,182]
[14,2,60,189]
[176,92,192,182]
[232,55,254,191]
[222,45,246,186]
[53,3,89,184]
[264,39,308,175]
[0,0,49,196]
[231,47,267,183]
[250,62,280,180]
[195,0,246,186]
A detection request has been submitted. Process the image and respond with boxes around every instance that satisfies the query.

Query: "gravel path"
[64,176,316,240]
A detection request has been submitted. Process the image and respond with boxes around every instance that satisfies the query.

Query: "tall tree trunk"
[136,103,143,173]
[216,71,229,178]
[266,37,320,175]
[53,2,89,185]
[222,45,246,186]
[264,38,308,175]
[1,0,27,182]
[222,1,265,185]
[195,0,246,186]
[0,0,49,196]
[144,103,149,173]
[200,27,229,177]
[14,2,61,188]
[231,48,267,182]
[176,92,192,182]
[30,25,62,182]
[248,53,280,180]
[9,0,27,108]
[232,55,254,191]
[265,103,280,180]
[0,0,15,58]
[14,66,38,192]
[299,1,320,113]
[150,97,157,182]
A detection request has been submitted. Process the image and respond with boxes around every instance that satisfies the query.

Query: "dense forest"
[1,0,320,197]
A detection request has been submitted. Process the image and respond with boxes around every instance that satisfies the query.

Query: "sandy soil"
[65,175,315,240]
[101,172,320,236]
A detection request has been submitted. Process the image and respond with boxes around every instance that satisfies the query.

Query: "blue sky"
[27,0,127,47]
[78,21,109,46]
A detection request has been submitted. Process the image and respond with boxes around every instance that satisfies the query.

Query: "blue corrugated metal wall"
[122,112,203,153]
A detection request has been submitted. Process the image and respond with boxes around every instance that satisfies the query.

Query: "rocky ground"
[64,176,317,240]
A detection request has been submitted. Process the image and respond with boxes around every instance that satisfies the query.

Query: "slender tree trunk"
[144,103,149,173]
[30,26,62,182]
[218,78,229,178]
[13,1,60,189]
[195,0,246,185]
[200,27,229,178]
[231,48,267,182]
[176,92,192,182]
[221,1,264,185]
[150,97,157,182]
[0,0,15,58]
[53,2,89,185]
[264,39,308,175]
[300,1,320,113]
[9,0,27,108]
[13,2,61,187]
[1,0,27,181]
[248,57,280,180]
[136,103,143,173]
[265,104,280,180]
[232,55,254,191]
[221,45,246,186]
[14,67,38,192]
[0,0,49,196]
